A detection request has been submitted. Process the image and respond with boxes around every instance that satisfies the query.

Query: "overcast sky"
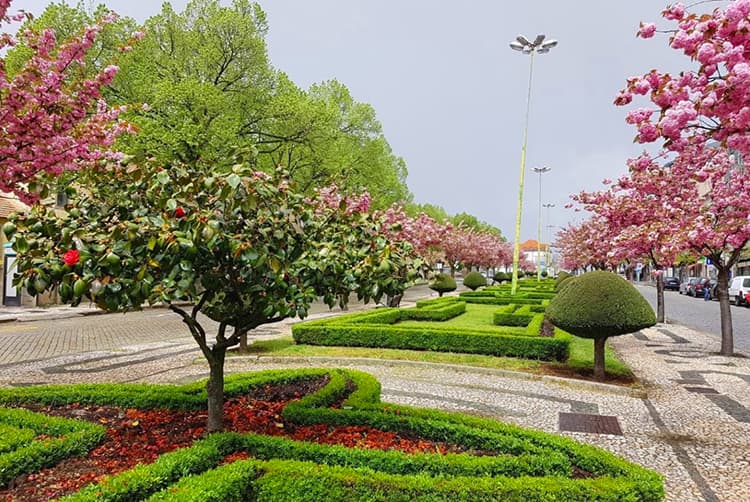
[20,0,707,242]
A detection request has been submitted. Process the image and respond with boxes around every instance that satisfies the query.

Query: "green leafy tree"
[14,1,410,208]
[7,162,414,432]
[405,203,450,223]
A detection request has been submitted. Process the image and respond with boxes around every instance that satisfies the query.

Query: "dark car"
[679,278,701,295]
[664,276,680,291]
[691,278,712,298]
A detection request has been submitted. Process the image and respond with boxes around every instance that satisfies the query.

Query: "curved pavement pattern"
[0,307,748,501]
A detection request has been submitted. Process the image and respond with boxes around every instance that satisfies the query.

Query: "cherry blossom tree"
[572,166,688,323]
[0,0,134,204]
[439,225,509,278]
[555,218,617,273]
[616,0,750,354]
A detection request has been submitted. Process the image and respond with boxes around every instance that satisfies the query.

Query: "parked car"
[664,276,680,291]
[729,276,750,306]
[693,278,712,299]
[679,277,702,296]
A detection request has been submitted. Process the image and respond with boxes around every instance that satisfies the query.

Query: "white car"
[728,276,750,306]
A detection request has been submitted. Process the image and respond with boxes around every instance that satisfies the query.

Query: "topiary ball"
[546,271,656,339]
[493,271,508,283]
[429,273,457,296]
[463,271,487,290]
[554,271,573,291]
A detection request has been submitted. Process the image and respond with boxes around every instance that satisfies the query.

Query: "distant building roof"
[520,239,549,252]
[0,193,29,219]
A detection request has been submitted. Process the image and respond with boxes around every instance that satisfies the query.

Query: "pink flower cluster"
[0,0,132,203]
[618,0,750,159]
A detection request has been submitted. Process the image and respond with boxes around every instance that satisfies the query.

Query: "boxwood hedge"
[0,368,663,501]
[292,301,567,362]
[0,407,106,487]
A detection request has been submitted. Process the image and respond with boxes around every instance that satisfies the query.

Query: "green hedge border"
[292,301,567,361]
[0,407,106,488]
[0,369,662,501]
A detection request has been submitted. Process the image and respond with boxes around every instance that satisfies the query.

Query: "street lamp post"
[543,203,555,275]
[532,166,551,281]
[509,34,557,295]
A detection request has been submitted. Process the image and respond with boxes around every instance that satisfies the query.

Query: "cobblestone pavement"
[0,304,748,500]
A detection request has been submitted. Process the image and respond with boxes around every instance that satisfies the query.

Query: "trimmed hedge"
[400,300,466,321]
[293,322,567,360]
[0,407,106,488]
[493,304,535,327]
[0,369,664,501]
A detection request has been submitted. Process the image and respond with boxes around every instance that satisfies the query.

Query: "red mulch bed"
[0,380,464,501]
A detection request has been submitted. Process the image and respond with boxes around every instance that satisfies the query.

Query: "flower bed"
[0,369,664,501]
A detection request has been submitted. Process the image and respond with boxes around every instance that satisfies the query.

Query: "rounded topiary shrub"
[554,271,572,291]
[463,271,487,291]
[493,271,508,283]
[429,273,457,297]
[546,271,656,380]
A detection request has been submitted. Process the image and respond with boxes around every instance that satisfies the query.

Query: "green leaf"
[226,173,242,189]
[156,171,170,185]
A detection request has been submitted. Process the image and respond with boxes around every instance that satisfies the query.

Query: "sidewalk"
[0,303,106,323]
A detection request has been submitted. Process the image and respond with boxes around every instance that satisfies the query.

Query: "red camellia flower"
[62,249,80,266]
[174,207,186,218]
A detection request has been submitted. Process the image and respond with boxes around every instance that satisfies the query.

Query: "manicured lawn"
[243,302,635,384]
[398,304,527,335]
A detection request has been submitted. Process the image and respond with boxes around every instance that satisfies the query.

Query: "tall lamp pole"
[532,166,551,281]
[509,34,557,295]
[543,203,555,275]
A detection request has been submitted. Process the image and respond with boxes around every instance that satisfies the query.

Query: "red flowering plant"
[9,159,413,433]
[62,249,80,266]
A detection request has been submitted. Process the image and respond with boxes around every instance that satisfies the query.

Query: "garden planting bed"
[292,297,569,362]
[0,368,663,501]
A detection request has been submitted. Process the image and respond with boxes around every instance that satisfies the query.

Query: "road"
[636,284,750,353]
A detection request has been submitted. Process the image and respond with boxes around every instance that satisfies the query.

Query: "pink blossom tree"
[555,218,617,273]
[0,0,133,204]
[617,0,750,354]
[572,166,688,323]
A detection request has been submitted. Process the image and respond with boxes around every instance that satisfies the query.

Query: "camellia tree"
[308,186,424,310]
[0,0,133,203]
[5,162,414,432]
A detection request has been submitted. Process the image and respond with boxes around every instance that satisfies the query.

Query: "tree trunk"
[593,337,608,381]
[656,271,665,323]
[239,331,248,352]
[386,293,403,307]
[338,293,349,311]
[206,347,227,432]
[716,266,734,356]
